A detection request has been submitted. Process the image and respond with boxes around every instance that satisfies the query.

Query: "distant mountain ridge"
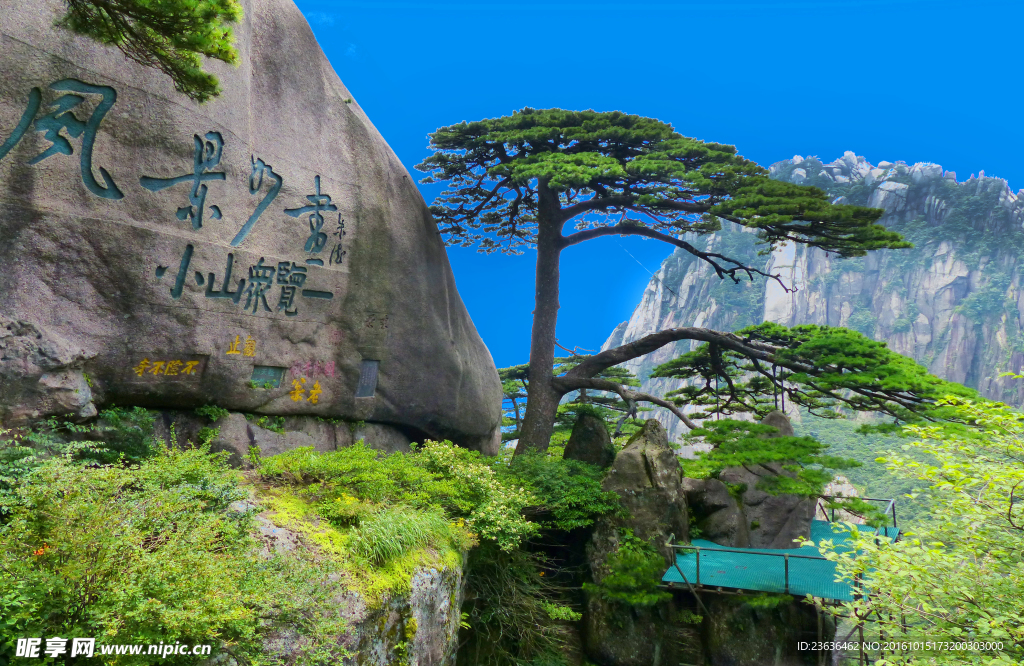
[604,152,1024,441]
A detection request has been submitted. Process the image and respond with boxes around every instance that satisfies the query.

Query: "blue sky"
[295,0,1023,368]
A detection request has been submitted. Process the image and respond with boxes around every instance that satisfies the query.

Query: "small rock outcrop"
[0,0,502,453]
[251,501,465,665]
[583,420,691,666]
[563,411,616,469]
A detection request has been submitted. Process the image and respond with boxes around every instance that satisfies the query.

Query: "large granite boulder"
[0,0,502,453]
[685,411,816,549]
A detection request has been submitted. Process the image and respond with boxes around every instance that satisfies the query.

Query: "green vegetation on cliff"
[818,398,1024,664]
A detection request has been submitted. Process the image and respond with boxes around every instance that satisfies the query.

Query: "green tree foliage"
[58,0,242,103]
[500,359,647,448]
[417,108,908,453]
[651,322,981,428]
[681,419,863,498]
[816,398,1024,665]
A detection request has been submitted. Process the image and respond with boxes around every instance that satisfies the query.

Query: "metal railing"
[667,542,830,594]
[664,496,898,596]
[816,495,899,543]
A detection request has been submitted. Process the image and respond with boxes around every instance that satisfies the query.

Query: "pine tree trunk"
[515,182,564,455]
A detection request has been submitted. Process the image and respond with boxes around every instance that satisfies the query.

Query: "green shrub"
[460,543,576,666]
[503,453,621,531]
[195,404,230,422]
[0,408,160,522]
[258,441,538,552]
[584,534,672,608]
[0,443,351,664]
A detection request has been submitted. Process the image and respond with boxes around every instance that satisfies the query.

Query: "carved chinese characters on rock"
[140,132,225,229]
[0,79,122,199]
[129,356,208,383]
[142,132,339,319]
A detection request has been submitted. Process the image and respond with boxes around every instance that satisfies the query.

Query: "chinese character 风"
[0,80,123,199]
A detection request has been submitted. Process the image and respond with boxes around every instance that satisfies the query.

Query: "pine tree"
[58,0,242,103]
[417,108,910,454]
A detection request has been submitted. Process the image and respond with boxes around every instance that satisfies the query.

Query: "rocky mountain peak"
[606,151,1024,442]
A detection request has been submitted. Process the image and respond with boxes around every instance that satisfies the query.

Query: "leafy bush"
[504,453,621,531]
[195,404,230,422]
[258,441,538,551]
[459,542,578,666]
[0,443,350,664]
[584,533,672,608]
[818,398,1024,664]
[0,408,160,522]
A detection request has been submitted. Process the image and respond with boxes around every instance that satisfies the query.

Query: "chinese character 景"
[140,132,226,230]
[0,80,123,199]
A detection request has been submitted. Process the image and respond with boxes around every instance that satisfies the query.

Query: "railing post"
[784,553,790,594]
[696,548,701,586]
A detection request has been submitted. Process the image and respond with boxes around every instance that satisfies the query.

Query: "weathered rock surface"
[701,595,834,666]
[249,503,465,666]
[563,412,616,469]
[146,409,410,467]
[0,0,501,453]
[604,152,1024,442]
[583,420,691,666]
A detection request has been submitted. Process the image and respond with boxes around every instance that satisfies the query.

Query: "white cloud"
[304,11,336,26]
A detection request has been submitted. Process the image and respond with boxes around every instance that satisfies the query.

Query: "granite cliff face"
[0,0,502,452]
[605,152,1024,441]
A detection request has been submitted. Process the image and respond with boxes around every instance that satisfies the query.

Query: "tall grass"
[349,506,464,566]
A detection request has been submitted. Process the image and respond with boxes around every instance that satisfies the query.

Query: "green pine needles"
[58,0,242,103]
